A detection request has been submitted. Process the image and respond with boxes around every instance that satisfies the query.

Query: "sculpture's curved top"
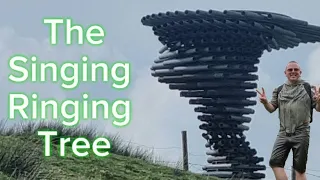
[141,9,320,52]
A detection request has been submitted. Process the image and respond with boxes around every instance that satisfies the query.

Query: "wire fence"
[118,138,320,179]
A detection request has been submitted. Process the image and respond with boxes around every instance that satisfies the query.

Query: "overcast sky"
[1,0,320,179]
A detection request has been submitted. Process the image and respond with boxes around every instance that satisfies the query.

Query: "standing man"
[256,61,320,180]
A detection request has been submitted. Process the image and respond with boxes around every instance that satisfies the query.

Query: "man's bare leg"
[269,134,291,180]
[291,127,309,180]
[272,167,288,180]
[296,171,307,180]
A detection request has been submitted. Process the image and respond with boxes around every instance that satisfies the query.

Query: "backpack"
[276,82,313,123]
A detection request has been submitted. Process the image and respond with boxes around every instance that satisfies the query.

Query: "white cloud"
[0,26,127,127]
[306,45,320,85]
[0,27,66,123]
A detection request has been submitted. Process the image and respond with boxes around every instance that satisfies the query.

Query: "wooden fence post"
[182,130,189,171]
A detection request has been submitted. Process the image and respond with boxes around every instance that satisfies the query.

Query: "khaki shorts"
[269,127,310,174]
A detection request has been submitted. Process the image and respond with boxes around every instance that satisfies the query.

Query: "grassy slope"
[0,122,218,180]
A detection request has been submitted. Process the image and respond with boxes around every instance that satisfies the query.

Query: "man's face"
[285,62,301,82]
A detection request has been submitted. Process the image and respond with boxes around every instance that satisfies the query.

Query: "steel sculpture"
[141,9,320,179]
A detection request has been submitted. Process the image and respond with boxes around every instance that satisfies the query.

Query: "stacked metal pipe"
[141,9,320,179]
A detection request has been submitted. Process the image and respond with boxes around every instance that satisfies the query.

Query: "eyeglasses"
[287,68,300,72]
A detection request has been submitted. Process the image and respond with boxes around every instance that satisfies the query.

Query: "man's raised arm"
[257,87,278,113]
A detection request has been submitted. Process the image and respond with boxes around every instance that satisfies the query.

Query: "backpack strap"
[276,84,284,104]
[277,84,284,95]
[274,84,283,109]
[303,82,313,123]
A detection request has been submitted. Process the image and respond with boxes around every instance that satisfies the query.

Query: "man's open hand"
[313,86,320,104]
[256,88,268,104]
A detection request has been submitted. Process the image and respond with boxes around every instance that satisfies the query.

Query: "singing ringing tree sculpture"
[141,9,320,179]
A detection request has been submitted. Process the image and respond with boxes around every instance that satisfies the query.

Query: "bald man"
[257,61,320,180]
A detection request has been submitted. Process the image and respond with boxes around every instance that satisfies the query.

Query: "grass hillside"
[0,120,218,180]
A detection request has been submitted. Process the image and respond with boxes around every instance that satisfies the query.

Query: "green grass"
[0,120,218,180]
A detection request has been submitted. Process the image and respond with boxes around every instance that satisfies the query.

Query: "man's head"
[284,61,302,83]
